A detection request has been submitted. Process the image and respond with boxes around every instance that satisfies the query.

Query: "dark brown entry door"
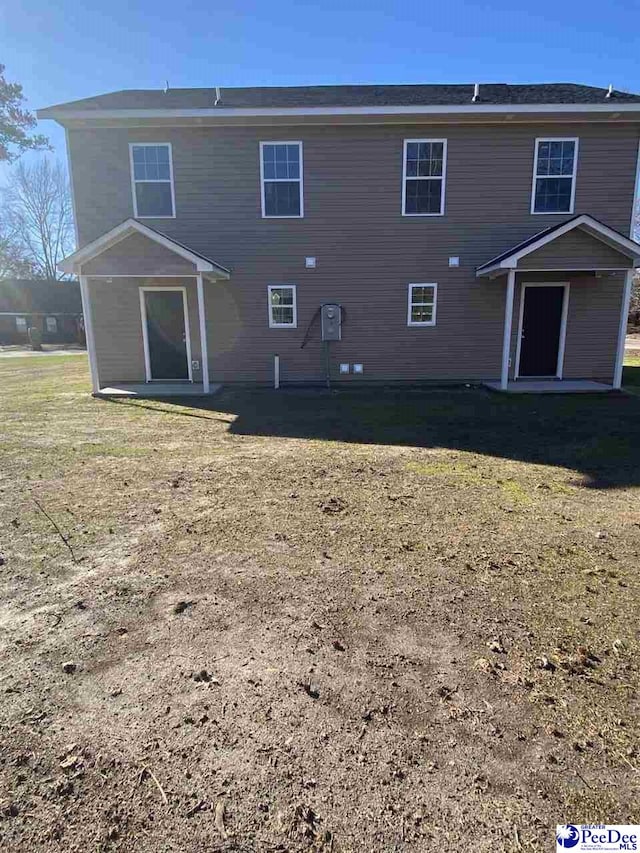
[518,286,565,378]
[143,289,189,380]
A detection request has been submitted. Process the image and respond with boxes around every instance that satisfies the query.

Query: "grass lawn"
[623,351,640,391]
[1,355,640,851]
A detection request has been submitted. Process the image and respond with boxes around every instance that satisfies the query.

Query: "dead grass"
[1,355,640,851]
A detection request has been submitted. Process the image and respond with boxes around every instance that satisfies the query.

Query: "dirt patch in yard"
[1,357,640,851]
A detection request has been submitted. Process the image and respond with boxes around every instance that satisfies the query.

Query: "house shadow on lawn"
[105,375,640,490]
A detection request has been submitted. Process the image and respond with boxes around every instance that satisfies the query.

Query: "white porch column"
[500,269,516,390]
[613,269,634,390]
[79,275,99,394]
[196,273,210,393]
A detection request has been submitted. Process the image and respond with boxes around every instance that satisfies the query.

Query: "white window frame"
[45,316,58,333]
[15,316,27,331]
[267,285,297,328]
[260,141,304,219]
[407,283,438,327]
[129,142,176,219]
[402,139,447,217]
[530,137,579,215]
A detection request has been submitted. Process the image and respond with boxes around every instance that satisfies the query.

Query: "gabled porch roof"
[58,218,231,279]
[476,214,640,277]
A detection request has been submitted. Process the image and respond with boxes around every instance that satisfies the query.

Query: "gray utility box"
[321,303,342,341]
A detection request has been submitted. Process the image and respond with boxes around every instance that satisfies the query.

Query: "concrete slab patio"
[484,379,615,394]
[95,382,221,398]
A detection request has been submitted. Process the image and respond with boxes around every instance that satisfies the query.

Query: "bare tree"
[0,204,33,276]
[630,271,640,329]
[0,227,35,277]
[3,158,74,279]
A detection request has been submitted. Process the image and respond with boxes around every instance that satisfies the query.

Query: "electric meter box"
[321,304,342,341]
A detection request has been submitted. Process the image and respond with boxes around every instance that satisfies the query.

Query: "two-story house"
[38,83,640,394]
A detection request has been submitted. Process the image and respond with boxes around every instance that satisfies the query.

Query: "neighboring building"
[0,279,83,345]
[38,83,640,393]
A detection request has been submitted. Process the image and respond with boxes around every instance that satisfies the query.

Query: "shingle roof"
[0,279,82,314]
[40,83,640,113]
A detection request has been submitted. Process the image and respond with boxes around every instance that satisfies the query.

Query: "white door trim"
[139,286,193,382]
[515,282,570,380]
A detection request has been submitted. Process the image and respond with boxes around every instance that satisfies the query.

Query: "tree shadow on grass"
[103,381,640,490]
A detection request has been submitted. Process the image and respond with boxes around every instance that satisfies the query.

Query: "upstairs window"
[260,142,303,217]
[130,143,175,218]
[268,285,297,327]
[403,140,447,216]
[531,138,578,214]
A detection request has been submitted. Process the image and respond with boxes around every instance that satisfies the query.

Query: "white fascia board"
[37,102,640,122]
[476,262,516,277]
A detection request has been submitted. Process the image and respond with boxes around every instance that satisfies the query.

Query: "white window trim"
[139,286,193,382]
[402,139,447,217]
[530,137,579,215]
[407,283,438,326]
[260,141,304,219]
[15,316,27,330]
[129,142,176,219]
[268,284,297,328]
[45,316,58,332]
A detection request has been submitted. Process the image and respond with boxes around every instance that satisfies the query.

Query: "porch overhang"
[475,214,640,278]
[57,218,231,280]
[481,216,640,392]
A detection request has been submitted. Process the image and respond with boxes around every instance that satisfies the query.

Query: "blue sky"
[2,0,640,162]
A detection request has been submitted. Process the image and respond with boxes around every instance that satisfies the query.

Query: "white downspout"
[79,274,99,394]
[500,269,516,390]
[196,273,210,393]
[613,269,634,389]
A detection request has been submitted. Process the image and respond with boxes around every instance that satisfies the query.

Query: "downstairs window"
[407,283,437,326]
[268,285,297,327]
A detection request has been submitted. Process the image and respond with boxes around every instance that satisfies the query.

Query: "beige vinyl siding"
[82,231,197,276]
[68,121,639,384]
[519,229,632,269]
[562,274,623,379]
[68,122,639,254]
[88,276,202,384]
[204,270,506,383]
